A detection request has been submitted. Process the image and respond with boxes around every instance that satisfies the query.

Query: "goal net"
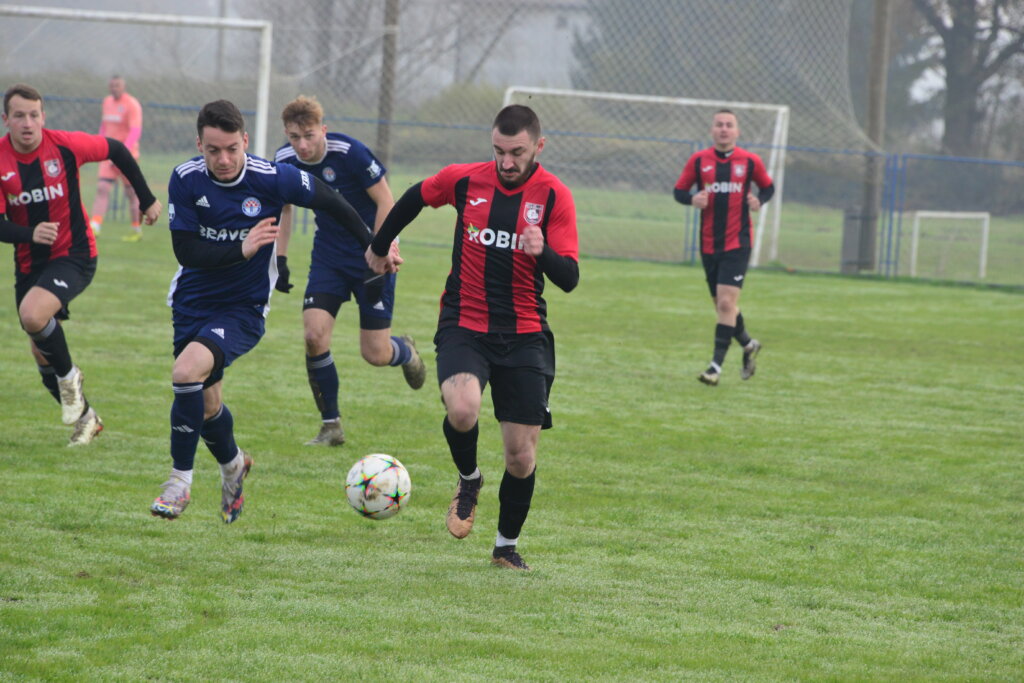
[504,86,788,265]
[0,6,272,163]
[904,211,991,281]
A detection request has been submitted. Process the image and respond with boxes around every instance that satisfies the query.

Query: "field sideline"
[1,216,1022,679]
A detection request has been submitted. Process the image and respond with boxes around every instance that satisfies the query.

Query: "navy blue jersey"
[275,132,386,267]
[167,154,316,316]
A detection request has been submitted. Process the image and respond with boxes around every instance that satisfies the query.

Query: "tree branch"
[911,0,951,41]
[978,32,1024,83]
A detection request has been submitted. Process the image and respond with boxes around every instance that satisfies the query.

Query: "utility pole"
[215,0,227,82]
[850,0,892,273]
[376,0,399,167]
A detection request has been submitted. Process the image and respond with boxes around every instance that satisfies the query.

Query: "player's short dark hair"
[493,104,541,141]
[4,83,43,115]
[714,108,737,120]
[197,100,246,137]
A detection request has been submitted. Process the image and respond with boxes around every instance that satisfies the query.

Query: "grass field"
[1,208,1022,680]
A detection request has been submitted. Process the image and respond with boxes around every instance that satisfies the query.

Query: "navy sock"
[712,323,734,367]
[201,404,239,465]
[443,417,478,477]
[734,313,752,347]
[306,351,340,421]
[37,364,60,403]
[388,336,412,366]
[170,382,205,471]
[497,467,536,540]
[29,318,73,376]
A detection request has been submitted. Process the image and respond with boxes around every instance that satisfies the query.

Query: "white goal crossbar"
[503,86,789,267]
[0,4,273,157]
[909,211,991,279]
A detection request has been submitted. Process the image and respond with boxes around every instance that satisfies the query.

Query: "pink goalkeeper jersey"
[100,93,142,154]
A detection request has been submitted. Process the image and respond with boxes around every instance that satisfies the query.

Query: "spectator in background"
[89,75,145,241]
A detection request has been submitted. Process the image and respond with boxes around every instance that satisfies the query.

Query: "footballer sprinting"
[151,99,376,523]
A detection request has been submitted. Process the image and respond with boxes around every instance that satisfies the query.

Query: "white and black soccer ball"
[345,454,411,520]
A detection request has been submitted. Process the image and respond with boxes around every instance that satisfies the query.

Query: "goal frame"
[908,211,991,279]
[503,86,789,267]
[0,4,273,157]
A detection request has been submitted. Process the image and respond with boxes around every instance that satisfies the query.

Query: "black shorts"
[701,248,751,297]
[14,257,97,321]
[434,326,555,429]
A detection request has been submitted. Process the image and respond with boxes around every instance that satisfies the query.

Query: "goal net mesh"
[902,212,991,281]
[0,11,264,160]
[4,0,960,278]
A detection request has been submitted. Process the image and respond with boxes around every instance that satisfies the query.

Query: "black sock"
[734,313,752,347]
[201,404,239,465]
[712,323,734,367]
[443,417,479,477]
[37,364,60,403]
[29,318,73,376]
[306,351,340,421]
[497,467,536,540]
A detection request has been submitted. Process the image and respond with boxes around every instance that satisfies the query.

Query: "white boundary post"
[503,86,788,267]
[909,211,991,279]
[0,4,273,157]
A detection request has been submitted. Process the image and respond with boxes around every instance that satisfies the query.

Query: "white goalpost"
[0,4,273,157]
[503,86,789,266]
[908,211,991,280]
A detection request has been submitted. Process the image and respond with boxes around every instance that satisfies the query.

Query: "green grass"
[1,212,1022,680]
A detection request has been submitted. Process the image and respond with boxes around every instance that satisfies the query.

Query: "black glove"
[275,255,293,293]
[363,267,385,305]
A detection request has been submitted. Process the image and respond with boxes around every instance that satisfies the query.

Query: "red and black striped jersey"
[675,146,772,255]
[420,161,579,334]
[0,129,109,273]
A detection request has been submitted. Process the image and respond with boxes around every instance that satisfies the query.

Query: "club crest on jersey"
[241,196,262,217]
[44,159,61,178]
[322,166,336,183]
[524,202,544,225]
[733,163,746,178]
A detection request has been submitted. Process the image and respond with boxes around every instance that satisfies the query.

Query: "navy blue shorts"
[434,326,555,429]
[304,258,397,331]
[701,247,751,297]
[172,305,266,387]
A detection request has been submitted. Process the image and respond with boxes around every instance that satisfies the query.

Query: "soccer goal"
[907,211,991,280]
[0,5,273,157]
[503,86,788,266]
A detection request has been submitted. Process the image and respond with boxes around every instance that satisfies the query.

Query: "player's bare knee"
[18,309,49,336]
[303,337,327,357]
[171,360,207,385]
[360,343,391,367]
[715,299,737,318]
[446,405,479,432]
[503,451,536,478]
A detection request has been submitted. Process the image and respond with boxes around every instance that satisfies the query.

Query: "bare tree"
[911,0,1024,156]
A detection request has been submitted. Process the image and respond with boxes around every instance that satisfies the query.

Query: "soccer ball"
[345,454,411,520]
